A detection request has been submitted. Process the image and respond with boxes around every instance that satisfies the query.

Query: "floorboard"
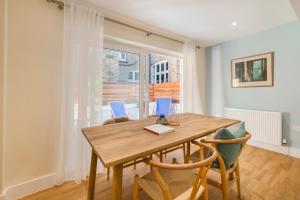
[21,145,300,200]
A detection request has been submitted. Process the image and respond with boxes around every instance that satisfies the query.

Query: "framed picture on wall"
[231,52,274,88]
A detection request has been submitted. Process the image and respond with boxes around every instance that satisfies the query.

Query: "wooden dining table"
[81,113,239,200]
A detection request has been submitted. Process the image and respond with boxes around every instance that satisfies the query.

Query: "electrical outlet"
[282,139,287,144]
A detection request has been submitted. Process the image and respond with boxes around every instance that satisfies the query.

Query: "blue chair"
[152,98,185,163]
[110,101,127,118]
[153,98,172,116]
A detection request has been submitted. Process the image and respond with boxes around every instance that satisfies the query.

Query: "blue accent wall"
[206,21,300,148]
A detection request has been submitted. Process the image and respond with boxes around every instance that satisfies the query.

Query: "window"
[128,70,139,83]
[119,52,127,62]
[150,60,169,84]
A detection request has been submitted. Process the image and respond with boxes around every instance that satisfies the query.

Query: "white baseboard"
[1,173,56,200]
[248,140,289,155]
[248,140,300,159]
[289,147,300,158]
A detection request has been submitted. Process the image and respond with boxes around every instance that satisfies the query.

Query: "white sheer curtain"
[182,40,201,113]
[56,2,104,185]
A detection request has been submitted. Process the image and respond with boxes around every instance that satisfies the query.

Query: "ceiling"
[87,0,297,46]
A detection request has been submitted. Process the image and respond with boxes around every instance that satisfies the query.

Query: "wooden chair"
[133,142,217,200]
[190,132,251,200]
[147,115,186,163]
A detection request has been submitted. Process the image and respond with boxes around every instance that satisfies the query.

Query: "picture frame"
[231,52,274,88]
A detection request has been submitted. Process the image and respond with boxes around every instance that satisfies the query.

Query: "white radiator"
[224,107,282,146]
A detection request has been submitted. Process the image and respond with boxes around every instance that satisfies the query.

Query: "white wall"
[0,0,5,195]
[4,0,63,187]
[205,22,300,149]
[1,0,205,198]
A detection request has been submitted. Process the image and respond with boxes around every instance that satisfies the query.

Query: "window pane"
[151,66,155,73]
[103,48,140,120]
[161,74,165,83]
[148,53,182,116]
[151,75,155,83]
[128,72,133,80]
[119,52,127,62]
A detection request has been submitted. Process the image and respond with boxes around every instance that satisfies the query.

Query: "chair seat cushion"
[137,168,204,200]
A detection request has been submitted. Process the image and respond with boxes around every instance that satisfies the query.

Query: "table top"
[81,113,239,167]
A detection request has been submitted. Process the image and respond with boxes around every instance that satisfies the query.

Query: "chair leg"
[159,151,163,162]
[107,167,110,180]
[235,162,241,199]
[134,160,137,170]
[150,155,153,172]
[133,175,140,200]
[183,143,187,163]
[202,177,209,200]
[187,142,191,162]
[220,168,229,200]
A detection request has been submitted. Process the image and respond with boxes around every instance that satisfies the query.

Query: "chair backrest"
[109,101,127,118]
[146,142,217,200]
[154,98,172,116]
[203,132,251,169]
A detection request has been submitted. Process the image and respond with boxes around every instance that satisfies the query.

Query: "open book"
[144,124,175,135]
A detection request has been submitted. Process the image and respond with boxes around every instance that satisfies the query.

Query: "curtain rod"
[46,0,201,49]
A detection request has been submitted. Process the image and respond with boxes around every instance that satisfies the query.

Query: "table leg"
[112,164,123,200]
[183,143,187,163]
[87,150,97,200]
[187,141,191,161]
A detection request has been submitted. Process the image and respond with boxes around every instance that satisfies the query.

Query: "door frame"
[104,37,184,119]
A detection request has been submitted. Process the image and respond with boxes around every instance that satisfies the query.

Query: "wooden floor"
[21,145,300,200]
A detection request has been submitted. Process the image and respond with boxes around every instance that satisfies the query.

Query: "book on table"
[144,124,175,135]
